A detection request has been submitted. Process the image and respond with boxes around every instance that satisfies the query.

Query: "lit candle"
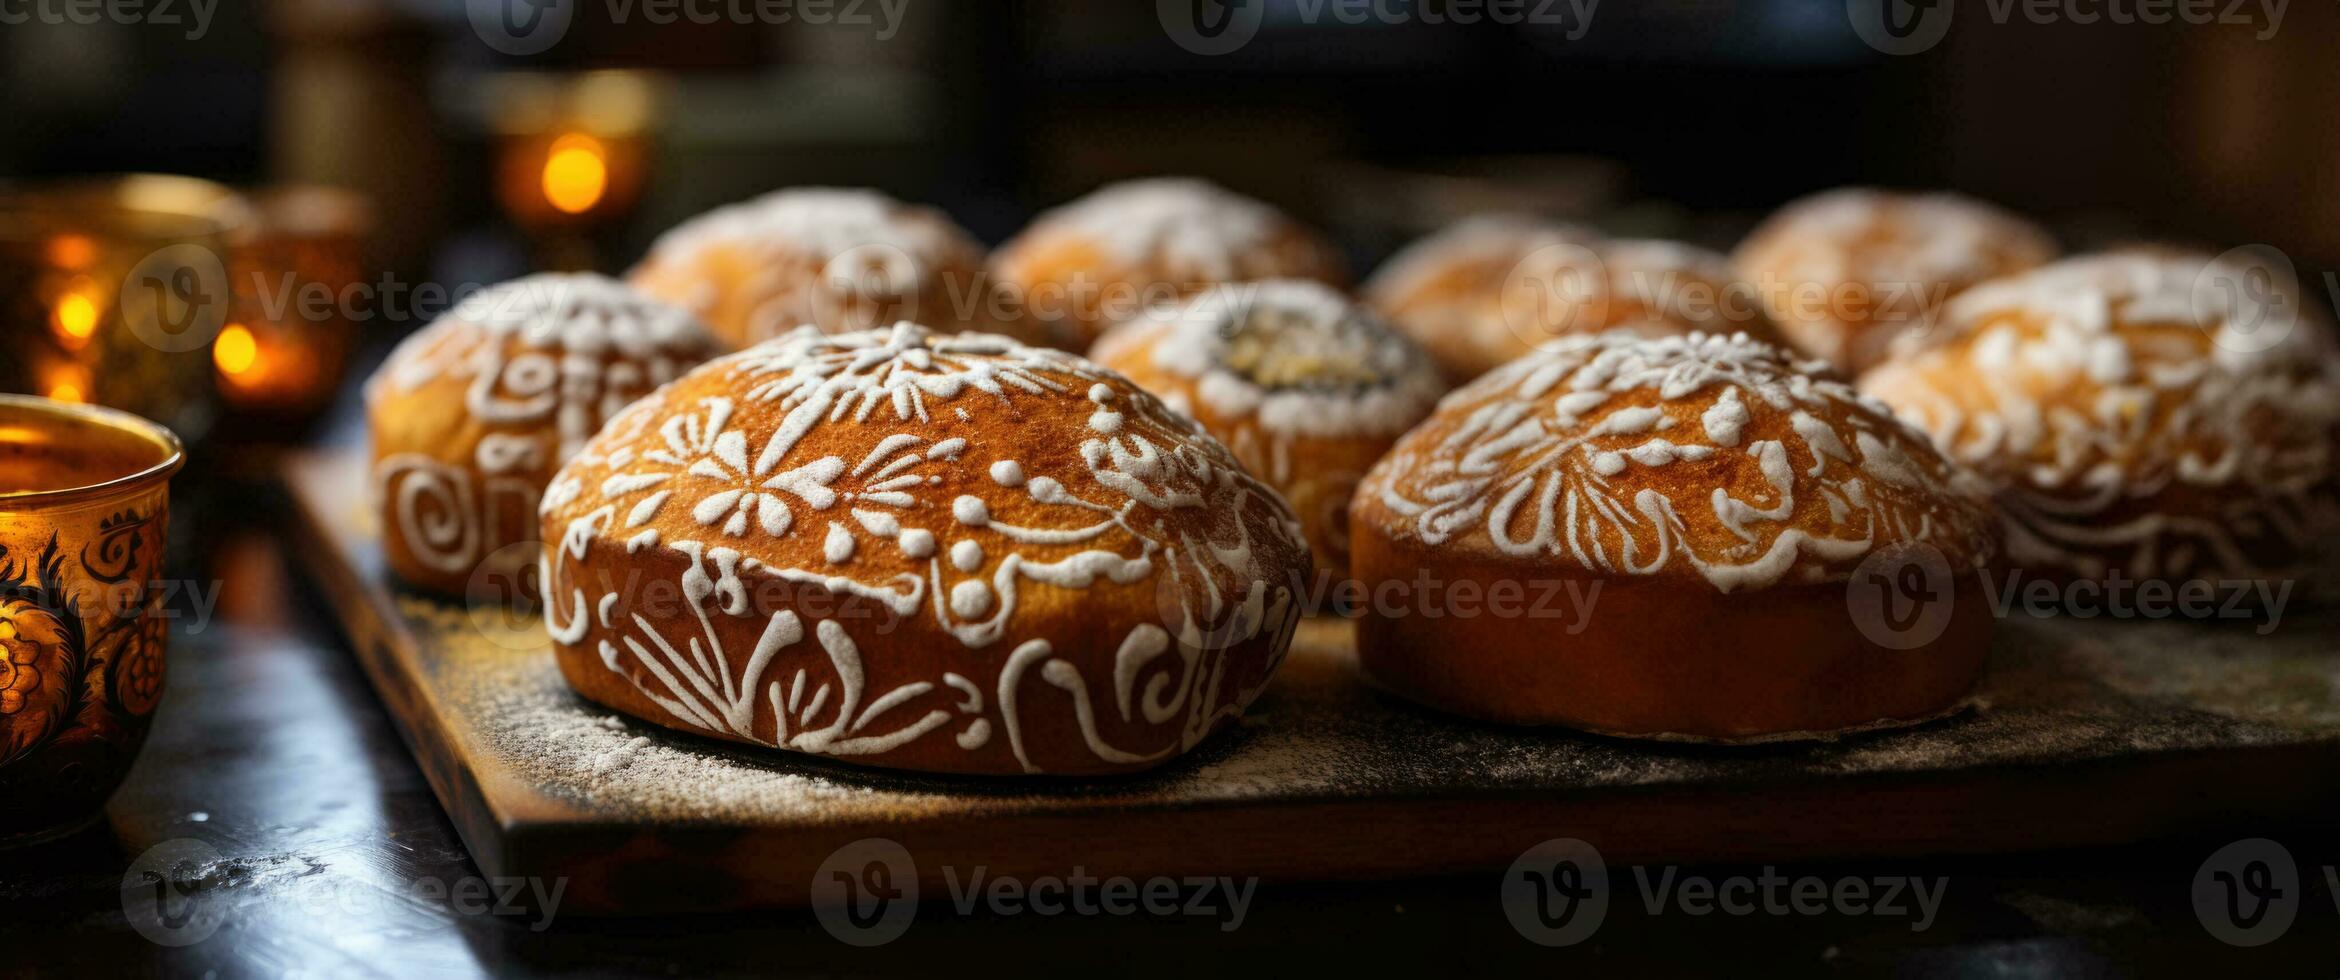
[213,186,371,423]
[0,175,246,447]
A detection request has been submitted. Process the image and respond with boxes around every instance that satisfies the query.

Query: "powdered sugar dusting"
[388,593,2340,821]
[642,188,976,296]
[1028,177,1285,276]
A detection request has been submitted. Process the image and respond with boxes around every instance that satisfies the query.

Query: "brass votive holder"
[0,174,250,447]
[0,394,183,847]
[216,185,374,424]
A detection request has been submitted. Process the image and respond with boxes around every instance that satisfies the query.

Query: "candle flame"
[43,363,89,403]
[542,134,609,216]
[52,286,99,349]
[214,323,259,379]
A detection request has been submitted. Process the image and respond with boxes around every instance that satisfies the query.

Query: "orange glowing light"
[215,323,259,378]
[47,234,97,270]
[541,134,609,215]
[52,288,99,348]
[43,364,90,404]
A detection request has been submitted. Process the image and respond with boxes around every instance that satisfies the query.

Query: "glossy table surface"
[1,470,2337,979]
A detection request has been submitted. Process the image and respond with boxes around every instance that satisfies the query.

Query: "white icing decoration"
[1010,177,1287,278]
[1366,330,1992,593]
[368,273,714,576]
[1733,188,2056,371]
[542,322,1307,772]
[1095,279,1447,445]
[1863,251,2340,580]
[641,187,977,302]
[1364,215,1759,370]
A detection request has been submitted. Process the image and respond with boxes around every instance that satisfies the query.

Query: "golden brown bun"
[1861,251,2340,585]
[1365,216,1786,384]
[1350,331,1999,740]
[366,274,719,597]
[628,188,1029,349]
[538,323,1313,775]
[1090,280,1447,581]
[989,178,1347,351]
[1733,188,2057,375]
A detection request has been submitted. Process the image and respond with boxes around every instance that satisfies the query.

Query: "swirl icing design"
[368,273,715,581]
[1861,252,2340,581]
[1359,330,1997,593]
[539,323,1310,773]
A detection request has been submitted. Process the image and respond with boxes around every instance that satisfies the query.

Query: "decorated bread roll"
[629,188,1012,349]
[367,274,719,596]
[1091,279,1446,581]
[990,177,1347,351]
[1350,331,1999,741]
[1733,189,2057,375]
[537,322,1312,775]
[1366,215,1782,383]
[1861,251,2340,585]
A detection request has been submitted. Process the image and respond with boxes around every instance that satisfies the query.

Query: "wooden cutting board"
[283,450,2340,915]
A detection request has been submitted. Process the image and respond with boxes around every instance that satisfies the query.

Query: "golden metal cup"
[0,394,183,846]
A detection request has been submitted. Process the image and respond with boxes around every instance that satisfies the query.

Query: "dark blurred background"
[6,0,2331,285]
[6,0,2332,453]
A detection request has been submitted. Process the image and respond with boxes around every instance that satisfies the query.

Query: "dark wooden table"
[2,470,2336,978]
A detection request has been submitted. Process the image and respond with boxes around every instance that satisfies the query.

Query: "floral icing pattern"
[540,323,1310,774]
[1359,330,1998,593]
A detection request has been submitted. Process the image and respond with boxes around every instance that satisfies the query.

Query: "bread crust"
[1366,216,1784,383]
[366,274,718,597]
[1732,189,2056,375]
[628,188,1027,349]
[1349,331,1998,740]
[1351,533,1993,739]
[538,323,1312,775]
[990,178,1346,351]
